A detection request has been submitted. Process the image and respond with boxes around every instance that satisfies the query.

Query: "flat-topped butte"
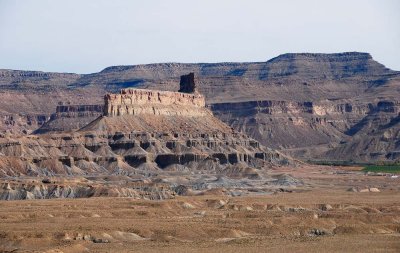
[104,88,206,117]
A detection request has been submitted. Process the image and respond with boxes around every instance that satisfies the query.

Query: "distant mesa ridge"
[269,52,372,60]
[98,52,377,72]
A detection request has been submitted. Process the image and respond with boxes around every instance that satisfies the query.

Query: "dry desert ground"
[0,165,399,253]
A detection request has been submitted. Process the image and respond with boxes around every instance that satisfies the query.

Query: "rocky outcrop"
[55,104,104,116]
[323,103,400,161]
[1,114,49,135]
[104,88,206,117]
[35,104,104,134]
[179,72,198,93]
[0,180,175,200]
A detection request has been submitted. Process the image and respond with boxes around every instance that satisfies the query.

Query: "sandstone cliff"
[104,88,206,117]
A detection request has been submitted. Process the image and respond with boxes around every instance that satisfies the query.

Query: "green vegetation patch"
[362,165,400,174]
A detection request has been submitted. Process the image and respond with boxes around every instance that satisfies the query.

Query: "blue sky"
[0,0,399,73]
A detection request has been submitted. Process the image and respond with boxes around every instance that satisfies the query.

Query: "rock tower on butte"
[103,73,205,118]
[0,73,290,200]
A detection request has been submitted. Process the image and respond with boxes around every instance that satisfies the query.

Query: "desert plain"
[1,165,399,253]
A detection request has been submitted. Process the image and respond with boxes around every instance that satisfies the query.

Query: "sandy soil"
[0,165,399,252]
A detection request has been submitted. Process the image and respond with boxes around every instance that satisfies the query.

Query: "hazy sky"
[0,0,399,73]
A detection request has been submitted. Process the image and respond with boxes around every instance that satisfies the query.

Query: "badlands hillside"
[0,52,399,162]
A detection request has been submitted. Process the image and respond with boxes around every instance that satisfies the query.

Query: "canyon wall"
[211,99,400,161]
[210,100,400,124]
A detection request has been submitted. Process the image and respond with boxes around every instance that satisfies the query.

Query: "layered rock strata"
[0,127,287,200]
[0,77,289,200]
[35,104,104,134]
[2,52,398,162]
[104,88,206,117]
[211,99,400,161]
